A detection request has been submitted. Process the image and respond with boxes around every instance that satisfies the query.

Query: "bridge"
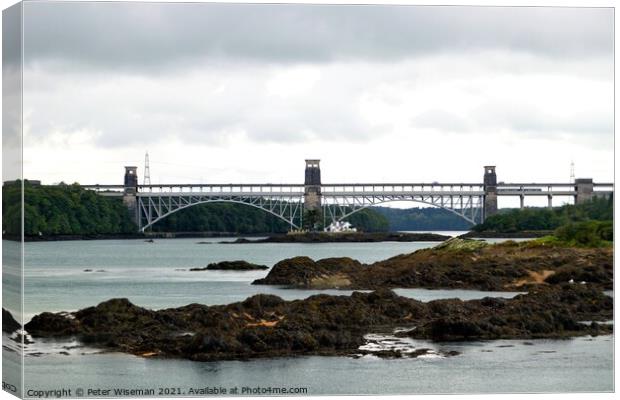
[80,161,613,232]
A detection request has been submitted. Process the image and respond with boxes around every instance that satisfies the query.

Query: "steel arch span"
[136,195,304,232]
[135,191,484,231]
[322,194,483,226]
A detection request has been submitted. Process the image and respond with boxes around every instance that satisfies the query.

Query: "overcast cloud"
[23,3,612,67]
[18,2,614,206]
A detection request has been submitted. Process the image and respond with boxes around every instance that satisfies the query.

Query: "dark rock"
[2,308,20,333]
[408,284,612,342]
[24,284,612,362]
[252,256,362,288]
[545,263,612,289]
[254,240,612,292]
[25,312,79,337]
[190,261,268,271]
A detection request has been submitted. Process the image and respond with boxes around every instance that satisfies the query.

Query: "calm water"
[1,234,613,396]
[18,236,488,320]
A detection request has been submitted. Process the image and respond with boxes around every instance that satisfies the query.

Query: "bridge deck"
[82,182,613,198]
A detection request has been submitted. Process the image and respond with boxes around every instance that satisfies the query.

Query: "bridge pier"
[483,166,498,221]
[574,178,594,204]
[123,166,139,226]
[303,159,322,229]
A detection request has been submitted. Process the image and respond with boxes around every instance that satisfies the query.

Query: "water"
[19,238,459,320]
[14,335,613,395]
[1,236,613,396]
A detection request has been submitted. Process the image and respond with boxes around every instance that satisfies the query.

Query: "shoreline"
[216,232,451,244]
[6,230,556,243]
[11,230,454,243]
[8,232,273,243]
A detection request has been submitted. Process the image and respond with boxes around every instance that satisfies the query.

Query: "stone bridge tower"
[304,160,321,211]
[123,166,138,223]
[574,178,594,204]
[483,166,498,221]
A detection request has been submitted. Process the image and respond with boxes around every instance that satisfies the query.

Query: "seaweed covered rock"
[544,263,613,289]
[408,284,613,341]
[254,240,613,291]
[252,257,363,288]
[433,237,488,251]
[24,284,612,362]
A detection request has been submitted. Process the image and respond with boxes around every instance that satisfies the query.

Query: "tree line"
[10,181,606,237]
[3,181,136,236]
[472,196,613,233]
[3,182,389,236]
[374,206,474,231]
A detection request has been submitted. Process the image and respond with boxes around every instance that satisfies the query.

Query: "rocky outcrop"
[405,285,613,341]
[23,285,612,361]
[26,312,79,337]
[253,239,613,291]
[2,308,20,333]
[252,257,362,288]
[190,261,268,271]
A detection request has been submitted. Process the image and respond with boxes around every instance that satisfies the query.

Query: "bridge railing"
[79,181,613,196]
[319,183,485,194]
[496,182,614,196]
[135,184,306,196]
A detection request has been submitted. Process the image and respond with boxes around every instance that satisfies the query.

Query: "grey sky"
[23,3,612,67]
[18,2,614,207]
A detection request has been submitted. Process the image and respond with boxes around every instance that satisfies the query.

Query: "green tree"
[473,197,613,233]
[2,181,137,236]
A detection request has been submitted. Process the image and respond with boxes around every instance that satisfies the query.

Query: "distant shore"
[13,231,453,243]
[215,231,451,244]
[11,231,267,242]
[8,229,553,242]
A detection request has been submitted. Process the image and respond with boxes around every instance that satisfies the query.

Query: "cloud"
[22,3,613,71]
[22,50,613,151]
[412,109,474,133]
[23,61,387,147]
[17,3,613,186]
